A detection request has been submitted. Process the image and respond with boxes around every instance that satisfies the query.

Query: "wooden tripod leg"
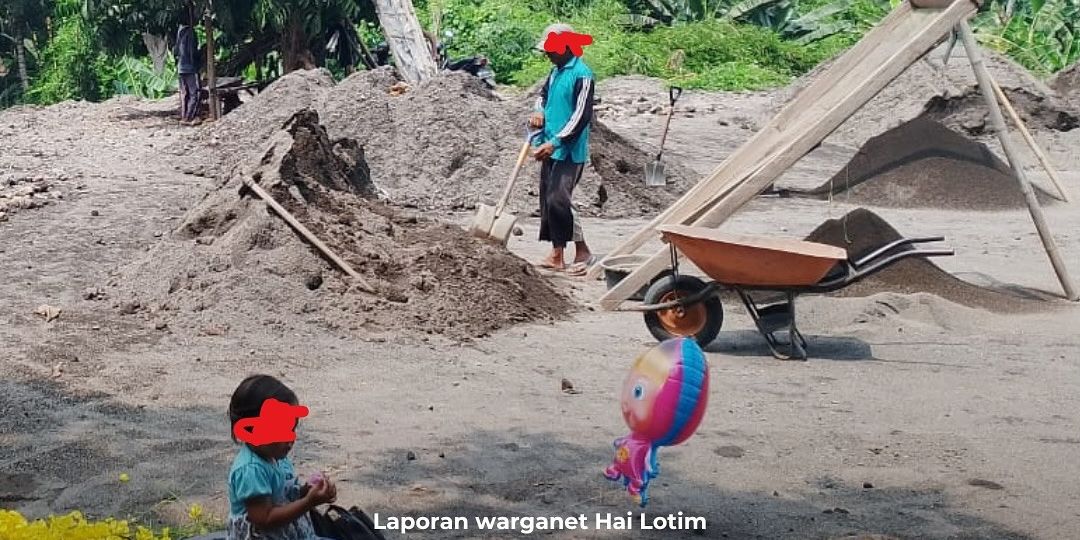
[989,78,1072,203]
[959,21,1077,301]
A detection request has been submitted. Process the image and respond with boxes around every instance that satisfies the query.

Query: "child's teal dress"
[227,445,318,540]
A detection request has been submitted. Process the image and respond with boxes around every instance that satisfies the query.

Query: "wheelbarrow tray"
[657,225,847,287]
[626,228,954,360]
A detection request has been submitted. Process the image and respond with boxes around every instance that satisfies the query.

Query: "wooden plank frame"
[596,0,981,310]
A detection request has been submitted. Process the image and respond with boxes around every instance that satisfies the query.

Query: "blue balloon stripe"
[656,339,707,446]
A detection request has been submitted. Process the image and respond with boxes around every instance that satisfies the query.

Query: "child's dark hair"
[229,374,298,443]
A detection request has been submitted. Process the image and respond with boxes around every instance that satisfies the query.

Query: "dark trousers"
[179,73,200,121]
[539,158,585,249]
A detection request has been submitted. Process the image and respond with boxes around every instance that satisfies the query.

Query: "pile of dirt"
[804,208,1046,312]
[923,87,1079,136]
[188,68,338,179]
[585,121,693,215]
[793,117,1055,210]
[179,68,690,217]
[120,110,571,340]
[0,175,62,222]
[1052,62,1080,105]
[828,46,1073,146]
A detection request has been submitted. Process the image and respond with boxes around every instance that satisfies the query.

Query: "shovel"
[468,130,539,245]
[645,86,682,187]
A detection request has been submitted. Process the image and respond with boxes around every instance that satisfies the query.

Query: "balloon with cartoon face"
[604,338,709,506]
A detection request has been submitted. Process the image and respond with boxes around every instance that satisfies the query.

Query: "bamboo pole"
[241,176,375,293]
[205,2,219,121]
[958,21,1077,301]
[989,78,1072,202]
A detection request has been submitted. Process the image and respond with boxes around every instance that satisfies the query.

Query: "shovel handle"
[656,87,681,157]
[493,138,533,216]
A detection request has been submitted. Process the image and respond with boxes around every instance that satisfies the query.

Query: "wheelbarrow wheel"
[643,275,723,347]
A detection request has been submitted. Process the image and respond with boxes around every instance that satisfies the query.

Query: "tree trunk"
[371,0,438,84]
[15,34,30,92]
[143,33,169,75]
[205,7,219,120]
[281,13,316,73]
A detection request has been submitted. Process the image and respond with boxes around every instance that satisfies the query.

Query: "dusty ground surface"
[2,47,1080,540]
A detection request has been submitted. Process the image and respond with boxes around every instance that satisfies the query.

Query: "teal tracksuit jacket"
[534,56,595,164]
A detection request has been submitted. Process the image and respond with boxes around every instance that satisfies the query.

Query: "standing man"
[175,18,201,126]
[530,23,594,275]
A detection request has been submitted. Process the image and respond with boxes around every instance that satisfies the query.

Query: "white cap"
[536,23,574,51]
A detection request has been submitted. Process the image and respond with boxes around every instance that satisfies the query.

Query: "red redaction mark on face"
[233,398,309,446]
[543,31,593,57]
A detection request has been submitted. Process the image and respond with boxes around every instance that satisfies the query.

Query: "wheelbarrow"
[614,225,954,360]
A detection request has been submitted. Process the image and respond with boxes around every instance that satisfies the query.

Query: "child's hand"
[306,477,336,506]
[325,478,338,501]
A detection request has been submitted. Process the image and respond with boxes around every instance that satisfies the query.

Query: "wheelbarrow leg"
[735,289,807,361]
[788,292,807,361]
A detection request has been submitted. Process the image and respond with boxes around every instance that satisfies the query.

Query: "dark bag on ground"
[308,505,386,540]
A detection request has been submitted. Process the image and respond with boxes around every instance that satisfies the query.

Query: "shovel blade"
[487,212,519,246]
[645,160,666,186]
[469,204,496,238]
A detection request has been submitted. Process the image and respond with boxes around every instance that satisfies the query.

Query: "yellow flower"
[119,472,130,483]
[0,510,174,540]
[188,503,204,521]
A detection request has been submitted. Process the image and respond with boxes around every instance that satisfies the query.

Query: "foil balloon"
[603,338,709,506]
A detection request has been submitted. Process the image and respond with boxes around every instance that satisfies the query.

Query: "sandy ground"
[2,62,1080,540]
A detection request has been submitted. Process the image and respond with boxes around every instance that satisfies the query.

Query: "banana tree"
[622,0,858,44]
[975,0,1080,74]
[0,0,51,91]
[250,0,364,72]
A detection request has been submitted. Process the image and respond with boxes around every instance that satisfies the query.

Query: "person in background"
[529,23,595,276]
[175,20,201,126]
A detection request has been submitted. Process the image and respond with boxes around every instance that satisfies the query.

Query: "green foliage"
[975,0,1080,75]
[600,17,830,89]
[438,0,836,90]
[26,0,105,104]
[6,0,1080,109]
[107,54,178,98]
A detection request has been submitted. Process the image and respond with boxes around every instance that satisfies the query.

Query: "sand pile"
[792,118,1054,209]
[326,71,531,211]
[180,68,690,217]
[120,110,570,340]
[804,209,1045,312]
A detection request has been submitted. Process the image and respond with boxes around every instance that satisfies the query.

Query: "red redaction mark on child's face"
[543,31,593,57]
[234,398,309,446]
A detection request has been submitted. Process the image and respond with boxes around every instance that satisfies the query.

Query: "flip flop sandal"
[535,260,565,271]
[566,255,597,276]
[566,265,590,276]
